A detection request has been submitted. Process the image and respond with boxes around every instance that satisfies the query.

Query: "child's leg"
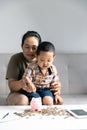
[37,88,54,105]
[19,89,40,102]
[43,96,53,105]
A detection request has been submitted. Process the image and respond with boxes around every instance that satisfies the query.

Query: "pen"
[1,113,9,120]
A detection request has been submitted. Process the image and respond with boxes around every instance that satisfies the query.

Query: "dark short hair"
[36,41,55,56]
[21,31,41,47]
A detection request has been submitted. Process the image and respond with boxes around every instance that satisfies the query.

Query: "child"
[22,41,63,105]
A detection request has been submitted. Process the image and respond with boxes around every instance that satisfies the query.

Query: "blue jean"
[19,88,54,101]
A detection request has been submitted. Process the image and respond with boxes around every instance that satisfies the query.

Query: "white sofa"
[0,53,87,105]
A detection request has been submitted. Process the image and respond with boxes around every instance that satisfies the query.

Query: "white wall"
[0,0,87,53]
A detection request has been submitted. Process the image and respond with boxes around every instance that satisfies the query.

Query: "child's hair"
[36,41,55,56]
[21,31,41,47]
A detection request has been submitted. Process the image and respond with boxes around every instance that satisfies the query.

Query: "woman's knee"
[7,93,29,105]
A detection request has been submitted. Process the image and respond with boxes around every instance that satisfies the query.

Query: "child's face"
[37,51,55,70]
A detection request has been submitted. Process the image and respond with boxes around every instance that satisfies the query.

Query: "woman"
[6,31,61,105]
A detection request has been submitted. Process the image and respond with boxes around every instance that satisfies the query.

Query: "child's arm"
[22,67,36,92]
[23,76,36,92]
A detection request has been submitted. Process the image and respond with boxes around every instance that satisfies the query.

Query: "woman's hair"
[21,31,42,47]
[36,41,55,56]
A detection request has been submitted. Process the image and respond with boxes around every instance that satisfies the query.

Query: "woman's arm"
[8,78,25,92]
[50,65,61,95]
[50,80,61,95]
[8,77,36,92]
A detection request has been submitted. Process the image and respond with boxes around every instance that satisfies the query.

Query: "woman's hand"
[54,95,64,105]
[50,81,61,95]
[22,76,36,92]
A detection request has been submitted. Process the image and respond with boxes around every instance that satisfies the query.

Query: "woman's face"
[22,36,39,61]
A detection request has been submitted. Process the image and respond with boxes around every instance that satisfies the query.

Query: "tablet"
[67,109,87,118]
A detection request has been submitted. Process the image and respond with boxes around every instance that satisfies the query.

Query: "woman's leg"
[6,92,29,105]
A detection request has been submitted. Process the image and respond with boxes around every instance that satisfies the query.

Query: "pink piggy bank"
[30,97,42,111]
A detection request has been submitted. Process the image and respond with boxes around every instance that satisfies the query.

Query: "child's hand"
[22,76,36,92]
[54,95,63,105]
